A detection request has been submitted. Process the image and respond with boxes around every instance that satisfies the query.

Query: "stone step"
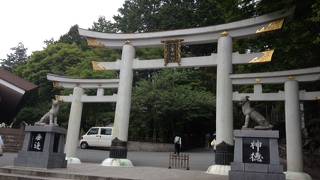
[4,140,23,144]
[3,149,21,153]
[3,145,22,152]
[4,143,21,146]
[4,145,23,148]
[3,142,23,151]
[0,172,72,180]
[0,166,132,180]
[0,128,25,153]
[4,139,23,143]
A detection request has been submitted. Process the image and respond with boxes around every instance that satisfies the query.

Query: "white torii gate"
[47,74,119,163]
[78,9,293,173]
[231,67,320,180]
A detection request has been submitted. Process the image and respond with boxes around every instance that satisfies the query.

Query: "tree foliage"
[1,42,28,71]
[13,41,119,127]
[90,16,117,33]
[113,0,250,33]
[130,69,215,145]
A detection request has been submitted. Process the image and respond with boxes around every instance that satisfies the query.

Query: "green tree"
[1,42,28,71]
[43,38,55,48]
[59,25,88,50]
[130,69,215,146]
[14,42,118,127]
[113,0,243,33]
[90,16,117,33]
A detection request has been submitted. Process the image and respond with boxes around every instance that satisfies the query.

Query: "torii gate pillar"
[285,80,311,180]
[102,42,135,166]
[216,32,234,146]
[65,87,84,163]
[207,32,234,175]
[113,42,135,143]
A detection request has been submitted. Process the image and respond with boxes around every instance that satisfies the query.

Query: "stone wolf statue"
[35,99,60,126]
[239,96,273,129]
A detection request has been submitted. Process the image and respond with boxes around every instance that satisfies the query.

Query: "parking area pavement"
[0,148,215,171]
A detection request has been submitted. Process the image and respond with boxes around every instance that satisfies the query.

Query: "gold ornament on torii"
[249,50,274,63]
[86,38,105,48]
[162,39,183,66]
[256,19,284,34]
[92,61,106,71]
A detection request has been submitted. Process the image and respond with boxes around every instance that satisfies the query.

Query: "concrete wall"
[128,141,174,152]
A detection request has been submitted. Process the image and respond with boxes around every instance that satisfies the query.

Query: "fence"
[168,153,190,170]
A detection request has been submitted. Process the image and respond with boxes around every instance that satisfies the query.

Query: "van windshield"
[87,128,99,135]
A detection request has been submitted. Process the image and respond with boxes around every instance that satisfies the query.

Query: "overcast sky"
[0,0,125,59]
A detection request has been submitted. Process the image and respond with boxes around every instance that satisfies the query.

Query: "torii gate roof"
[79,8,293,48]
[47,74,119,89]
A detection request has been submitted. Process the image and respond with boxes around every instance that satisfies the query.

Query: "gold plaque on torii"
[256,19,284,34]
[249,50,274,63]
[162,39,183,66]
[87,38,105,48]
[92,61,106,71]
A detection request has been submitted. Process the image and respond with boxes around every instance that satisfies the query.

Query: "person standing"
[211,138,216,152]
[174,135,182,155]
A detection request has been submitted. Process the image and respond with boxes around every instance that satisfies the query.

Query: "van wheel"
[80,142,88,149]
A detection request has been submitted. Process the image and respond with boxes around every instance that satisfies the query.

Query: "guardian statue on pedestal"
[35,99,60,126]
[239,96,273,129]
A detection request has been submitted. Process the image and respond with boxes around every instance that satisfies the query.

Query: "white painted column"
[207,32,233,175]
[97,88,104,96]
[285,80,302,171]
[284,80,311,180]
[65,87,84,163]
[113,42,135,141]
[216,32,233,145]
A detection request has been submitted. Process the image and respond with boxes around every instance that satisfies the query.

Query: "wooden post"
[168,153,172,169]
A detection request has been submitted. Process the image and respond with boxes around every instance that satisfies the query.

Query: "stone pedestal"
[206,142,234,175]
[14,126,67,168]
[101,158,133,167]
[215,142,234,165]
[229,130,284,180]
[102,137,133,167]
[109,138,127,159]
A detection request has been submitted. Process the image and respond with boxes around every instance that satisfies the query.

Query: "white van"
[80,127,113,149]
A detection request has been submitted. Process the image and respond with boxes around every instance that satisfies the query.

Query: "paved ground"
[0,149,214,171]
[1,163,227,180]
[1,149,318,180]
[0,148,215,170]
[77,148,215,170]
[0,148,222,180]
[0,152,16,167]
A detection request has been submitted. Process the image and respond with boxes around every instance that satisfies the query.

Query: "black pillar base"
[215,141,234,165]
[109,137,127,159]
